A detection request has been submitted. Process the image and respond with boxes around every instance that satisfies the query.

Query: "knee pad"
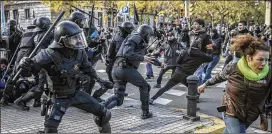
[113,88,125,106]
[116,94,124,106]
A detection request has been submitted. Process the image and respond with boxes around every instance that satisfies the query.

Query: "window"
[13,9,18,20]
[25,9,30,19]
[4,10,9,22]
[33,10,35,18]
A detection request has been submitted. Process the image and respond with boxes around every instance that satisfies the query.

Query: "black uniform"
[0,23,36,105]
[106,32,127,82]
[13,17,54,110]
[106,21,135,83]
[102,24,153,119]
[2,19,23,59]
[68,11,113,102]
[18,21,111,133]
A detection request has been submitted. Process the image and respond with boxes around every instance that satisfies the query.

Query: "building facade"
[3,1,113,30]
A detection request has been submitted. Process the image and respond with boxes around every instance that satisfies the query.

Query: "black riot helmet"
[33,17,51,32]
[49,21,87,49]
[137,24,153,43]
[69,11,87,28]
[7,19,17,30]
[7,19,17,26]
[119,21,134,35]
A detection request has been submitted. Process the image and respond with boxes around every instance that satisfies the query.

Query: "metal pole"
[265,0,272,25]
[184,0,188,18]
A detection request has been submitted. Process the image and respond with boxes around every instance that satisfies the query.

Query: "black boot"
[33,100,41,107]
[41,128,58,133]
[0,96,9,106]
[141,110,153,119]
[93,88,108,101]
[15,91,36,110]
[14,97,30,111]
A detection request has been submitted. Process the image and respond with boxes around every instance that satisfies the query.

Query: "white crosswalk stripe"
[165,89,186,96]
[153,98,172,105]
[96,61,226,106]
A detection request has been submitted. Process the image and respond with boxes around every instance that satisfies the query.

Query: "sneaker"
[149,99,154,105]
[153,84,161,88]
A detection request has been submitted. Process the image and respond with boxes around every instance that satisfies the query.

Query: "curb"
[174,108,225,133]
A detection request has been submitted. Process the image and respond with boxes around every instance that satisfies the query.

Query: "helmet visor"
[62,32,88,49]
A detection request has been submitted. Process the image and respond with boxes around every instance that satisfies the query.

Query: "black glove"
[97,79,113,89]
[18,57,32,71]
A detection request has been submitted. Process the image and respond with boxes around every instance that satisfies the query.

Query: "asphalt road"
[94,57,271,131]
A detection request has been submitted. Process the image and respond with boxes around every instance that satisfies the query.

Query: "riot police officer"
[68,11,113,102]
[14,17,55,109]
[106,21,135,83]
[102,24,154,119]
[18,21,111,133]
[2,19,23,59]
[69,11,87,29]
[0,19,37,106]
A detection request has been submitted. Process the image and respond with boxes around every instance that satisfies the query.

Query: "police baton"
[1,42,20,81]
[12,11,65,81]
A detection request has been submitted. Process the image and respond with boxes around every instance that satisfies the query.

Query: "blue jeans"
[194,64,207,84]
[222,113,247,133]
[145,63,153,77]
[202,55,220,83]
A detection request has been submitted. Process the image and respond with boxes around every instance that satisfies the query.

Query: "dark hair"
[231,35,269,57]
[192,18,205,27]
[0,58,8,65]
[239,21,246,26]
[211,29,218,34]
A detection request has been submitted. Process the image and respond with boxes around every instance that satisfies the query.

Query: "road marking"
[153,98,172,105]
[214,68,222,71]
[165,89,186,96]
[216,81,227,88]
[211,70,218,74]
[96,69,106,73]
[179,84,186,87]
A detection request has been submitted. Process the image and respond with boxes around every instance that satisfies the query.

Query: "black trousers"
[151,70,190,100]
[156,66,176,84]
[102,66,151,111]
[44,91,106,132]
[224,54,233,68]
[106,65,114,83]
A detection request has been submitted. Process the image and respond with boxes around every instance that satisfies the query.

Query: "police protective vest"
[116,33,147,69]
[36,48,86,96]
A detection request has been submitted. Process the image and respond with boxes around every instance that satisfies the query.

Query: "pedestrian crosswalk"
[95,60,227,106]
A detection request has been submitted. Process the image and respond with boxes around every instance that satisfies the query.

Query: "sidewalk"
[1,99,270,133]
[1,99,213,133]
